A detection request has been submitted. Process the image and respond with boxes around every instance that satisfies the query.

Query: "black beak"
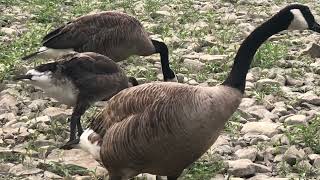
[311,22,320,33]
[13,74,33,81]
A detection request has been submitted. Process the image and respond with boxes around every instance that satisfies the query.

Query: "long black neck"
[151,40,176,81]
[222,14,291,93]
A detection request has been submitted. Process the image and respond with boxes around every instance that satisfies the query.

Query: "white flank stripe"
[79,129,101,161]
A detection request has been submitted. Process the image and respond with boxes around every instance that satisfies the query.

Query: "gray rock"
[42,107,72,121]
[239,98,256,110]
[0,94,18,113]
[284,115,307,125]
[274,74,286,86]
[308,154,320,162]
[211,174,225,180]
[136,174,158,180]
[240,133,270,144]
[199,54,227,62]
[188,79,199,85]
[253,163,272,173]
[274,154,283,162]
[183,59,205,71]
[271,102,288,117]
[28,99,48,111]
[0,112,16,125]
[245,82,255,91]
[47,149,106,174]
[235,147,258,161]
[296,160,313,171]
[304,43,320,58]
[310,60,320,74]
[246,106,278,121]
[285,76,304,87]
[239,23,255,37]
[28,115,51,128]
[9,164,43,176]
[298,92,320,105]
[283,146,305,166]
[43,171,62,179]
[246,72,255,82]
[150,10,171,18]
[249,174,290,180]
[221,13,237,23]
[227,159,256,177]
[0,162,15,173]
[0,27,17,35]
[241,122,280,137]
[271,134,289,146]
[255,79,281,91]
[313,157,320,169]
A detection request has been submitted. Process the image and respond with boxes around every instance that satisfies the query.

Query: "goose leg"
[60,100,89,149]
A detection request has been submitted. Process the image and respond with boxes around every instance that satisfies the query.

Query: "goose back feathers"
[42,12,154,61]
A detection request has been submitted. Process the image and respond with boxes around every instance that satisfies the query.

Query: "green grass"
[224,111,242,138]
[252,41,288,69]
[37,161,91,177]
[285,116,320,154]
[0,151,26,164]
[182,157,225,180]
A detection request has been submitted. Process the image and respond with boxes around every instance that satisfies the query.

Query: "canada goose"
[14,52,138,149]
[73,4,320,180]
[21,11,176,82]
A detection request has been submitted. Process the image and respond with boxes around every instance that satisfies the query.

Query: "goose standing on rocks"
[21,12,176,82]
[15,52,138,149]
[73,4,320,180]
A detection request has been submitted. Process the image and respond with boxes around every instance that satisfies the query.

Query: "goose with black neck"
[71,4,320,180]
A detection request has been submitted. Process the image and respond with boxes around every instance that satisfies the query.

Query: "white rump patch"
[38,46,75,59]
[288,9,309,30]
[79,129,101,161]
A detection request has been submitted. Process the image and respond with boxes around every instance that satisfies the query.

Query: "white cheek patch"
[288,9,309,30]
[26,69,45,76]
[26,69,52,86]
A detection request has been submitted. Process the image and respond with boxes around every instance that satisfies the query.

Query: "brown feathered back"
[89,82,242,177]
[43,12,155,61]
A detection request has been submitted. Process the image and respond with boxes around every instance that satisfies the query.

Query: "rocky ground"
[1,0,320,179]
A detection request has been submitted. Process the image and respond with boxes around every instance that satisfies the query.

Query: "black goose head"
[275,4,320,32]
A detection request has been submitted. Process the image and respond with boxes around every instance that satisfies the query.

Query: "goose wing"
[89,83,193,138]
[58,52,126,92]
[42,12,144,50]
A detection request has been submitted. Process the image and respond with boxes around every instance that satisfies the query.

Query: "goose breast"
[94,83,242,176]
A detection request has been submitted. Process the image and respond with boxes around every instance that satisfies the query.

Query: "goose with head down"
[21,11,176,82]
[74,4,320,180]
[15,52,138,149]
